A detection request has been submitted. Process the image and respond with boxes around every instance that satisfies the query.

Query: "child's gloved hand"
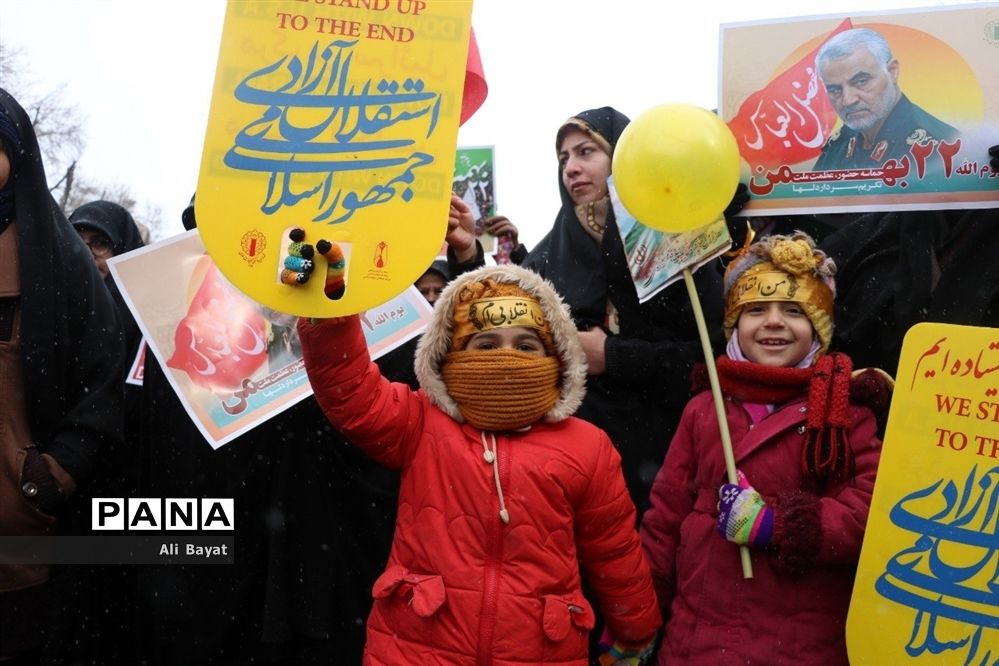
[280,228,315,285]
[988,144,998,171]
[315,239,345,300]
[280,228,346,301]
[597,628,657,665]
[717,470,773,548]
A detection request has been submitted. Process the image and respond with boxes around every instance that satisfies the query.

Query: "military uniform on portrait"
[813,94,959,171]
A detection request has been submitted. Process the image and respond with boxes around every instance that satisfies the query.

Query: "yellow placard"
[197,0,473,317]
[847,322,999,664]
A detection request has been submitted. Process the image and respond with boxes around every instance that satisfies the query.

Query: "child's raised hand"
[717,470,773,548]
[280,228,346,301]
[315,239,346,300]
[280,228,315,286]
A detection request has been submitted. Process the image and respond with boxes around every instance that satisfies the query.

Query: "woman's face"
[0,143,10,190]
[558,128,611,205]
[77,227,114,279]
[414,270,446,305]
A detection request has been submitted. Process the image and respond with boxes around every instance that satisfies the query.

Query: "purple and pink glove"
[597,627,657,666]
[717,470,773,548]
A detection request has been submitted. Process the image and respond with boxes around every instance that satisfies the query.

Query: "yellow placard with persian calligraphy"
[196,0,473,317]
[847,322,999,665]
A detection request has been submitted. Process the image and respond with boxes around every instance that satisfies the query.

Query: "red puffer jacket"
[299,314,660,666]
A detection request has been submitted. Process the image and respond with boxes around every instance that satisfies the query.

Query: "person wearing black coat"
[59,199,148,664]
[134,201,398,666]
[70,199,146,475]
[0,88,125,664]
[821,206,999,378]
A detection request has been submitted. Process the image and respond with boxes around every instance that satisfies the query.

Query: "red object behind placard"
[460,27,488,126]
[727,18,853,170]
[167,263,269,392]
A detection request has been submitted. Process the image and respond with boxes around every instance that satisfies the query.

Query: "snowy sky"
[0,0,979,245]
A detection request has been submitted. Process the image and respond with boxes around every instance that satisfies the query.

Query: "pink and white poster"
[108,231,432,449]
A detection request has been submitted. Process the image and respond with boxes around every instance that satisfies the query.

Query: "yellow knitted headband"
[452,295,550,347]
[725,265,834,320]
[723,262,835,354]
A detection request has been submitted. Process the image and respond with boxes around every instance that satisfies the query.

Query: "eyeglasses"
[81,236,113,257]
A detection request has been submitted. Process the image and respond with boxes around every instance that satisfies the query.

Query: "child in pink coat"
[640,232,890,665]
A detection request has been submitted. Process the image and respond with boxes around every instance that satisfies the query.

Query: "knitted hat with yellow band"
[415,265,587,427]
[723,231,837,355]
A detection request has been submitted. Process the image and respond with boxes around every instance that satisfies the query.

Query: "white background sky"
[0,0,982,246]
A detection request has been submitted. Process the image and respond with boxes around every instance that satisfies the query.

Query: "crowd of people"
[0,51,996,666]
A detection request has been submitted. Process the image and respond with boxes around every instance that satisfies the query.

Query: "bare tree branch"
[1,46,166,239]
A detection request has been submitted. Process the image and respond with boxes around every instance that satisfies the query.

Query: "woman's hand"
[447,194,477,263]
[484,215,518,245]
[578,327,607,376]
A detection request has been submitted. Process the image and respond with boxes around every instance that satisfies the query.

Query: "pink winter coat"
[640,390,881,665]
[300,315,660,666]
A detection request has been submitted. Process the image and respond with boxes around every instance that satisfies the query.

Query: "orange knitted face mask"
[441,350,560,431]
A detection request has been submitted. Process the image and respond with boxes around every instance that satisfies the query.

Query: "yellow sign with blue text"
[196,0,473,317]
[847,322,999,664]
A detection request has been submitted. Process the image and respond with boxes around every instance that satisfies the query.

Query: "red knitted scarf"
[716,353,855,489]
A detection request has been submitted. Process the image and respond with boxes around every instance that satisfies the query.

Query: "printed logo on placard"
[373,241,389,268]
[365,240,391,281]
[239,230,267,266]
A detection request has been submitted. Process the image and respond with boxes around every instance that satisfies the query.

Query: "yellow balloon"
[612,103,740,233]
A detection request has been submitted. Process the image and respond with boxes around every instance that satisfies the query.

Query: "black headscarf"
[70,200,145,259]
[0,86,124,483]
[522,106,631,328]
[69,199,146,370]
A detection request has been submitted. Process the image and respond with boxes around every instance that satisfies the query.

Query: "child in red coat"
[299,262,661,665]
[640,232,889,665]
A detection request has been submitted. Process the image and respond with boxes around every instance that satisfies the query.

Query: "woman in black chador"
[0,87,124,665]
[522,106,724,515]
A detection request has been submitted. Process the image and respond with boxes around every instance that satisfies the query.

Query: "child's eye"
[784,305,805,315]
[745,304,766,314]
[517,343,540,352]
